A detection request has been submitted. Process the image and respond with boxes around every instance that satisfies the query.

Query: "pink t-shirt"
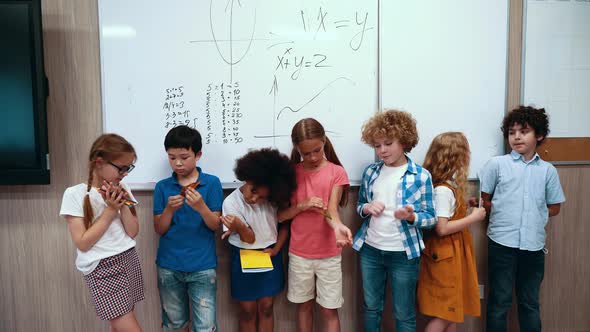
[289,161,350,259]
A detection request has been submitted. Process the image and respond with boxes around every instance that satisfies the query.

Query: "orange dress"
[417,183,480,322]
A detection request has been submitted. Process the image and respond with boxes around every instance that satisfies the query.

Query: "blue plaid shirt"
[353,157,436,259]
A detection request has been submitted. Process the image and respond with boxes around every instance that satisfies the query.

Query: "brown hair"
[423,132,470,203]
[361,109,419,152]
[290,118,348,206]
[83,134,137,229]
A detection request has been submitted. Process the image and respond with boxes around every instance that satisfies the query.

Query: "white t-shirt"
[365,164,407,251]
[222,187,279,249]
[434,184,457,218]
[59,183,136,275]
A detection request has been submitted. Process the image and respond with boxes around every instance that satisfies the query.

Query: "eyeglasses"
[108,161,135,174]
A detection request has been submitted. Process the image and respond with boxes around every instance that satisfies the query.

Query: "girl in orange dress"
[417,132,487,332]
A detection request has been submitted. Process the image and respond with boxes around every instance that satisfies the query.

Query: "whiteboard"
[98,0,378,189]
[522,0,590,138]
[380,0,509,178]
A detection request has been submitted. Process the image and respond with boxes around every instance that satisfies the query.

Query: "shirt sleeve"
[545,165,566,205]
[356,165,370,218]
[222,194,236,232]
[434,186,456,218]
[479,158,499,195]
[333,164,350,186]
[222,191,241,216]
[59,186,84,218]
[222,191,250,232]
[153,182,166,215]
[413,170,437,229]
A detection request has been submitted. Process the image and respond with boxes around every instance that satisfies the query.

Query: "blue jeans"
[360,244,420,332]
[157,266,217,332]
[486,238,545,332]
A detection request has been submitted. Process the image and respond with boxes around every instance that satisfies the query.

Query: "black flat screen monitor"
[0,0,49,185]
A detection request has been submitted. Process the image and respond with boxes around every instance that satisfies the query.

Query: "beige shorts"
[287,252,343,309]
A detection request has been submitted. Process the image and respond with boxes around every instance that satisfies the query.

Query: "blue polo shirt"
[153,167,223,272]
[479,151,565,251]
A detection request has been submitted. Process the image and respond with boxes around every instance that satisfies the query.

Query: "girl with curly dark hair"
[220,148,296,332]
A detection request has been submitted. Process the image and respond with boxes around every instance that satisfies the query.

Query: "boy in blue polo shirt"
[153,125,223,332]
[479,106,565,332]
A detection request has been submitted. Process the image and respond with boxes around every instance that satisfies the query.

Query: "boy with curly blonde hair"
[353,109,436,332]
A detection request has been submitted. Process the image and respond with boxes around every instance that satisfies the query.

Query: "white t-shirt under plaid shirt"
[353,157,437,259]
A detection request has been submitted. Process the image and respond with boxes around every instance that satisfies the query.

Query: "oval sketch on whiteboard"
[209,0,257,67]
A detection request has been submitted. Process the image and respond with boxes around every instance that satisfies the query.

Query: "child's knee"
[318,306,339,320]
[257,301,274,318]
[239,306,257,322]
[298,300,314,313]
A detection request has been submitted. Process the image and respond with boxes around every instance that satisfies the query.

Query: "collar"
[370,155,417,175]
[510,150,540,164]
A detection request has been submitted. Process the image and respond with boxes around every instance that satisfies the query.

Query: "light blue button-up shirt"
[479,150,565,251]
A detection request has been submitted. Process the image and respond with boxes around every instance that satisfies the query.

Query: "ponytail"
[83,163,95,229]
[290,148,301,165]
[323,136,343,167]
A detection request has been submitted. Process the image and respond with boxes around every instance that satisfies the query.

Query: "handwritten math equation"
[300,7,371,51]
[272,8,372,81]
[162,86,197,129]
[275,49,330,80]
[182,3,375,144]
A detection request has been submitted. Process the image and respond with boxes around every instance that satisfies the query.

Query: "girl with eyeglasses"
[59,133,144,332]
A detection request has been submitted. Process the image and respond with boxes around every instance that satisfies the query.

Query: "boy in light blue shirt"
[479,106,565,332]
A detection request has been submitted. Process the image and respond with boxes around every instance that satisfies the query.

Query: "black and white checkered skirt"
[84,247,145,321]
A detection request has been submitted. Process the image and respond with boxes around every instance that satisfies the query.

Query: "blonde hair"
[361,109,419,152]
[290,118,348,206]
[423,132,470,202]
[84,134,137,229]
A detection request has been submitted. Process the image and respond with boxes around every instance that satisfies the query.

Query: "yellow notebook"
[239,249,274,273]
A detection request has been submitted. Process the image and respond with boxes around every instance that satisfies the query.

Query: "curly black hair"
[234,148,297,208]
[502,106,550,145]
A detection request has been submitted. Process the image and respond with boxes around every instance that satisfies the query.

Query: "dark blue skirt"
[230,244,285,301]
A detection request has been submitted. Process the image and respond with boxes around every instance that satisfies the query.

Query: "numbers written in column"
[204,82,243,144]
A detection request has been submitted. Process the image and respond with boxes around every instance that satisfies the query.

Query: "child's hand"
[166,195,184,211]
[221,228,232,240]
[220,215,243,233]
[185,188,206,212]
[334,223,353,248]
[363,201,385,216]
[263,247,279,257]
[394,205,415,221]
[100,181,121,199]
[469,207,487,222]
[297,197,325,211]
[103,183,125,210]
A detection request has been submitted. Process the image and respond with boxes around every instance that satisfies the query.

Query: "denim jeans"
[157,266,217,332]
[486,238,545,332]
[360,244,420,332]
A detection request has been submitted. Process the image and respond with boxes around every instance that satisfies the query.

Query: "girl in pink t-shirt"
[278,118,352,332]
